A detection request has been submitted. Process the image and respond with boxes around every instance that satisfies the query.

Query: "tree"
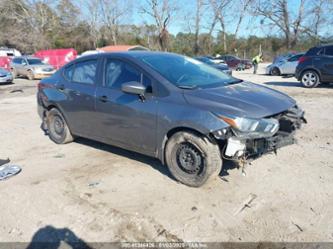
[80,0,102,48]
[255,0,306,48]
[209,0,232,52]
[141,0,177,51]
[100,0,133,45]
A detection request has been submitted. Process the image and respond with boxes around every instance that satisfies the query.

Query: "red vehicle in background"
[0,56,12,71]
[218,55,252,69]
[34,48,77,70]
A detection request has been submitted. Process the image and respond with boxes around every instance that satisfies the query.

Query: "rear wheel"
[165,131,222,187]
[27,70,35,80]
[301,70,320,88]
[46,108,74,144]
[271,67,280,76]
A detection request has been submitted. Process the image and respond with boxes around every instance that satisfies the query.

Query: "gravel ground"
[0,64,332,243]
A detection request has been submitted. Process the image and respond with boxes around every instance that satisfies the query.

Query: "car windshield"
[134,53,237,89]
[27,59,44,65]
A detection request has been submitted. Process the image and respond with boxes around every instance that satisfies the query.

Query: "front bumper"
[0,75,13,83]
[221,106,306,160]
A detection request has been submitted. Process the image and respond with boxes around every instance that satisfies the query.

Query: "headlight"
[219,116,279,138]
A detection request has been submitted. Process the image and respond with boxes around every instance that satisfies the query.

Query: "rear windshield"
[133,53,236,89]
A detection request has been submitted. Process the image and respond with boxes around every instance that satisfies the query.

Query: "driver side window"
[104,59,151,89]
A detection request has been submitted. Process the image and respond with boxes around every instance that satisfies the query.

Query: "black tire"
[27,70,35,80]
[165,131,222,187]
[46,108,74,144]
[271,67,280,76]
[301,70,320,88]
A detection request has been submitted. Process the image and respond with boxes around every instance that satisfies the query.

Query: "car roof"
[315,44,333,48]
[71,51,185,62]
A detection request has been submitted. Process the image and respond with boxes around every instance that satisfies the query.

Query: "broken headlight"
[219,116,279,138]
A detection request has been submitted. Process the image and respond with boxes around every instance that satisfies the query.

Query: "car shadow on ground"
[26,225,91,249]
[75,137,237,184]
[0,82,14,86]
[264,81,302,87]
[219,160,239,178]
[265,81,333,88]
[75,137,174,181]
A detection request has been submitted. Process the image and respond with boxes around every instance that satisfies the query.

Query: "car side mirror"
[122,81,146,96]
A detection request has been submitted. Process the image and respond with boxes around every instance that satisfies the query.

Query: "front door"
[94,58,157,155]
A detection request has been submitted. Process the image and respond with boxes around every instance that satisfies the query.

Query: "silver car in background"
[0,68,13,84]
[10,56,55,80]
[266,53,304,76]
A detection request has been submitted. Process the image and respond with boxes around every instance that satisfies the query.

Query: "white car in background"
[0,47,21,57]
[0,68,13,84]
[266,53,304,76]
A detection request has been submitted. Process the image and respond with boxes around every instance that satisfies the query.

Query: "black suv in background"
[296,45,333,88]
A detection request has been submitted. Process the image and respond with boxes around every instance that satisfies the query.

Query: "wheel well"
[301,69,321,81]
[166,127,204,139]
[46,104,57,111]
[44,104,74,134]
[160,127,220,165]
[272,67,280,73]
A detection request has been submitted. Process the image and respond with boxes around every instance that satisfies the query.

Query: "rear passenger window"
[105,59,151,89]
[72,60,97,85]
[325,46,333,56]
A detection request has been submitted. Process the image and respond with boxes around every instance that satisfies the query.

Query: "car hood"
[183,81,296,118]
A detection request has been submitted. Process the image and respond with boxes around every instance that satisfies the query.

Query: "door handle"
[98,95,108,103]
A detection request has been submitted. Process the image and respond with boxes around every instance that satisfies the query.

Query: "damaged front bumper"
[217,106,306,161]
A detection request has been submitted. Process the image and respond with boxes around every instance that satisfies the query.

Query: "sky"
[129,0,324,38]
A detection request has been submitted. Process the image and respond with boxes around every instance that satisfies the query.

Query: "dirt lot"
[0,64,333,243]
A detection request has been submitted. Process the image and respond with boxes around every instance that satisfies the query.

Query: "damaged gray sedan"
[37,52,306,187]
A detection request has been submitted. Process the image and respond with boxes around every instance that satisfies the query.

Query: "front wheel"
[271,67,280,76]
[165,131,222,187]
[46,108,74,144]
[301,70,320,88]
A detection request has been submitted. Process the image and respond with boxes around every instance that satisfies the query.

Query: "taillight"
[298,56,309,64]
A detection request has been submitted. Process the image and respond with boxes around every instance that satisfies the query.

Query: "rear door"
[58,59,99,137]
[94,57,157,155]
[323,46,333,81]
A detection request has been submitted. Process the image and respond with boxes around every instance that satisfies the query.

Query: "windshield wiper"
[227,79,243,85]
[178,85,198,89]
